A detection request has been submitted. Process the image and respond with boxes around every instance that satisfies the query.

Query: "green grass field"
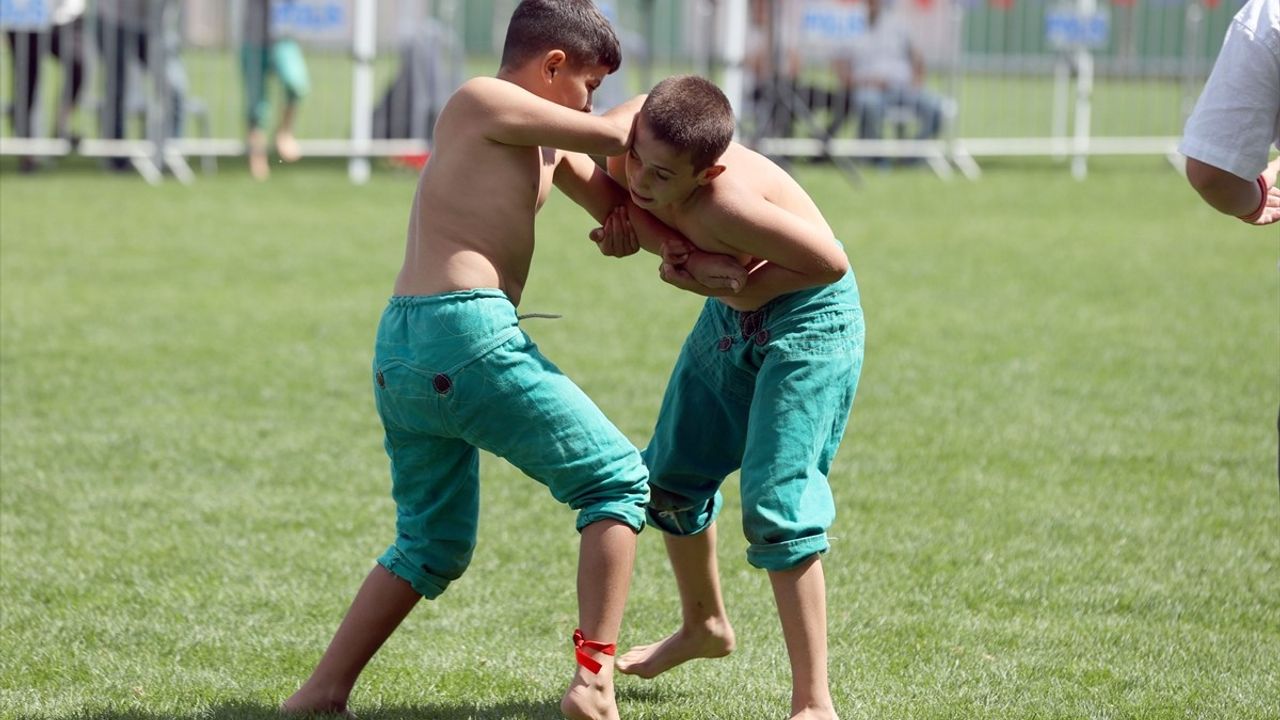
[1,157,1277,720]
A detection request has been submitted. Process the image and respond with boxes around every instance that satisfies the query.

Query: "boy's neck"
[496,66,537,94]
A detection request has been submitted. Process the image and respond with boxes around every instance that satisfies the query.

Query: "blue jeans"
[855,85,943,141]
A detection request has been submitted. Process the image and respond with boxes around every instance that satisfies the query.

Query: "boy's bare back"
[394,78,560,305]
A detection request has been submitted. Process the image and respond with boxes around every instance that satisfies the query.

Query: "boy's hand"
[589,206,640,257]
[659,262,701,292]
[660,237,693,266]
[1244,157,1280,226]
[659,262,736,297]
[685,252,746,293]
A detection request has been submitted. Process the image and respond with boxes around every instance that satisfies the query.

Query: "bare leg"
[616,522,735,679]
[281,565,422,718]
[276,103,302,163]
[248,127,269,181]
[560,519,637,720]
[769,555,838,720]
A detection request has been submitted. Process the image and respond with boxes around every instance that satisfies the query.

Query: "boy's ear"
[542,50,568,82]
[698,164,727,183]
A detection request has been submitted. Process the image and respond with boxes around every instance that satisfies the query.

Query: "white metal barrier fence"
[0,0,1242,183]
[0,0,468,183]
[741,0,1240,179]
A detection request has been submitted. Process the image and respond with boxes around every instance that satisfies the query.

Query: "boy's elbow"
[820,249,850,283]
[1185,157,1232,197]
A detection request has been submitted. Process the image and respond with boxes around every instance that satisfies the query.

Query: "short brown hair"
[640,75,735,171]
[500,0,621,74]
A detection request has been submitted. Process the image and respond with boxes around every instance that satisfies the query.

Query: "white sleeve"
[1179,11,1280,180]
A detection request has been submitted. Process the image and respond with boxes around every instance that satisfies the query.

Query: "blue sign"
[0,0,51,30]
[1045,9,1110,50]
[799,6,867,41]
[273,0,347,35]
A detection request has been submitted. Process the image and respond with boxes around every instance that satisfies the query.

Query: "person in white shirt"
[829,0,943,145]
[1177,0,1280,481]
[1180,0,1280,226]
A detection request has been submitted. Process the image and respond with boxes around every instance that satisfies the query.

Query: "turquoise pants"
[372,291,649,599]
[643,270,864,571]
[240,39,309,129]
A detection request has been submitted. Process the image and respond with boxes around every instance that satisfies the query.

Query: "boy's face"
[542,53,610,113]
[625,114,716,209]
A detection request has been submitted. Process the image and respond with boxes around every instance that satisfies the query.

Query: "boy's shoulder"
[446,76,503,107]
[696,167,766,219]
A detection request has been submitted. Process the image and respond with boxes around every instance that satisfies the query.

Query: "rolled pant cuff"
[377,546,449,599]
[576,504,647,534]
[747,534,829,571]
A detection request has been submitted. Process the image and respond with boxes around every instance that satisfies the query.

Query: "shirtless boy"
[282,3,661,719]
[583,75,866,720]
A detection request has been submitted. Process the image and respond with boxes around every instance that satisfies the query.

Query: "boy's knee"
[562,454,650,533]
[745,533,829,572]
[571,474,650,534]
[377,538,475,600]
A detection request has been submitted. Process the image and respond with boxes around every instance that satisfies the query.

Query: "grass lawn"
[1,156,1277,719]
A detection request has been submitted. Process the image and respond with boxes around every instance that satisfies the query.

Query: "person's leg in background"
[270,38,310,164]
[240,43,271,180]
[97,20,148,171]
[5,30,43,171]
[902,86,943,141]
[49,19,87,142]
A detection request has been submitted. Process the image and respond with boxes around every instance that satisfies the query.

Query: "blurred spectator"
[4,0,87,172]
[242,0,310,181]
[745,0,831,141]
[828,0,944,146]
[96,0,188,171]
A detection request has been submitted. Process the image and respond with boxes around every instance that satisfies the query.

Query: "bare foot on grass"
[560,665,619,720]
[615,621,735,679]
[789,707,839,720]
[280,686,356,719]
[276,130,302,163]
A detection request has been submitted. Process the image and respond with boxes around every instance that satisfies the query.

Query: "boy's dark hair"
[500,0,621,74]
[640,75,735,171]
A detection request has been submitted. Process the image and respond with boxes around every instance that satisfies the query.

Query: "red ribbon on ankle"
[572,628,616,674]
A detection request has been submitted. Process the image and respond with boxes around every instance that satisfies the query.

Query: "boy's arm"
[703,190,849,284]
[658,258,816,302]
[461,77,630,156]
[553,150,692,257]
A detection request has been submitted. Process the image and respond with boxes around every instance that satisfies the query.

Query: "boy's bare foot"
[789,709,838,720]
[280,687,356,719]
[276,131,302,163]
[250,150,270,181]
[615,620,735,679]
[248,129,270,181]
[559,671,619,720]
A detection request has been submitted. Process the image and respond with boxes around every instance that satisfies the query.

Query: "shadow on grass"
[27,686,682,720]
